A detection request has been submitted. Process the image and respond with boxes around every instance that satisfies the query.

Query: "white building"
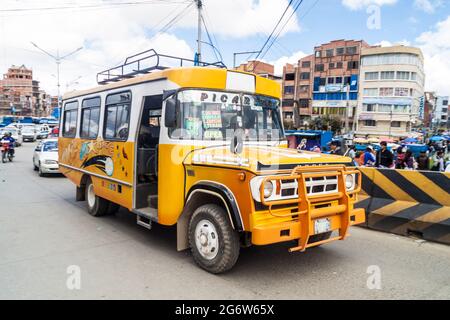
[432,96,449,130]
[355,46,425,139]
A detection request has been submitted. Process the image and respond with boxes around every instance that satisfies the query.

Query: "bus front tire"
[188,204,240,274]
[85,180,109,217]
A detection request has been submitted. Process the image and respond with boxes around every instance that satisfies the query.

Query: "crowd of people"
[345,140,450,172]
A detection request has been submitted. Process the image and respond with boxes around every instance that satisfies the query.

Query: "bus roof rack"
[97,49,227,85]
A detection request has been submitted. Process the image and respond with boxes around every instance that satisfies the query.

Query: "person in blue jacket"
[363,146,376,167]
[1,132,15,155]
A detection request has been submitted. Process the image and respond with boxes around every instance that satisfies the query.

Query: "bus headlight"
[263,180,274,199]
[345,174,355,191]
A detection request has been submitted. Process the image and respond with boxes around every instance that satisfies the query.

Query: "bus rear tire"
[188,204,240,274]
[85,180,109,217]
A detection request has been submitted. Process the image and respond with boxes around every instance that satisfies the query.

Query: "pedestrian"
[329,141,343,155]
[416,151,429,171]
[403,150,416,170]
[375,141,394,168]
[395,147,406,169]
[347,145,356,159]
[363,146,376,167]
[431,151,445,172]
[354,152,364,166]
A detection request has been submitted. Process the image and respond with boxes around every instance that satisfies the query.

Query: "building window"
[365,72,379,80]
[396,71,410,80]
[284,86,294,95]
[336,62,343,69]
[347,61,359,69]
[443,100,449,106]
[363,88,378,96]
[364,120,376,127]
[344,76,351,85]
[378,104,392,113]
[282,99,294,107]
[380,88,394,96]
[380,71,395,80]
[336,47,345,55]
[391,121,401,128]
[104,91,131,141]
[285,73,295,81]
[411,72,417,81]
[319,78,326,86]
[335,77,343,84]
[315,64,324,72]
[299,85,309,93]
[315,51,322,58]
[62,101,79,137]
[300,72,310,80]
[326,49,334,57]
[346,46,357,55]
[395,87,410,97]
[393,105,409,113]
[327,77,335,84]
[301,61,311,68]
[284,112,293,119]
[363,104,376,112]
[329,63,335,69]
[299,99,309,108]
[80,97,101,139]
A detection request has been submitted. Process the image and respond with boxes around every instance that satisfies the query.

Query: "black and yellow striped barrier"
[356,168,450,245]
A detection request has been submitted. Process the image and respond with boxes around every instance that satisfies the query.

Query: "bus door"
[134,94,162,216]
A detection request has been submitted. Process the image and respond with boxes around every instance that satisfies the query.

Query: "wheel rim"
[87,184,96,208]
[194,219,219,260]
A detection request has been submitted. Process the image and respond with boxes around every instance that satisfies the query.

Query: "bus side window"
[62,100,79,138]
[104,91,132,141]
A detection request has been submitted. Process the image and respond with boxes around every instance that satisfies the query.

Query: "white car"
[33,139,60,176]
[22,126,37,142]
[0,127,23,147]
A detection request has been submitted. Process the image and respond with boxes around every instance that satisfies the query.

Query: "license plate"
[314,218,331,234]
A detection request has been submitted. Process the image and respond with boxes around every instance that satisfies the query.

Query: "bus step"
[137,215,152,230]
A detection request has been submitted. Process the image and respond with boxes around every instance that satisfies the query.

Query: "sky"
[0,0,449,96]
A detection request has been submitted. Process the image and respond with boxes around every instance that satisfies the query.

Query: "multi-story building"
[355,45,425,139]
[282,40,369,130]
[311,40,369,131]
[0,65,41,116]
[432,96,449,130]
[282,54,314,124]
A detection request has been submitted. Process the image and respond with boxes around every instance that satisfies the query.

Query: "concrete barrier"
[356,168,450,245]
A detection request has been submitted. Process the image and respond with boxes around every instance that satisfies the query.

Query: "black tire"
[308,231,333,245]
[38,164,45,177]
[33,162,38,171]
[188,204,240,274]
[85,179,109,217]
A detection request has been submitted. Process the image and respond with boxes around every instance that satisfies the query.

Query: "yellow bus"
[59,51,365,273]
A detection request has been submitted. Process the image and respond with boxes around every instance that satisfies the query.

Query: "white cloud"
[0,0,301,95]
[414,0,443,14]
[415,15,450,95]
[270,51,307,76]
[342,0,397,10]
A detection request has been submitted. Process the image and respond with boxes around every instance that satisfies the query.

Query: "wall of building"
[356,46,425,138]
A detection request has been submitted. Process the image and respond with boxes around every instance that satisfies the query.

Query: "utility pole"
[31,42,83,107]
[195,0,202,65]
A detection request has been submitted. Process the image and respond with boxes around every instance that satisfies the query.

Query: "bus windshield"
[169,89,284,142]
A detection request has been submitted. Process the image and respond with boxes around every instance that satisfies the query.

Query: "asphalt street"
[0,142,449,299]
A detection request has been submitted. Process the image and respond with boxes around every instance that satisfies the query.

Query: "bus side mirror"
[164,98,178,128]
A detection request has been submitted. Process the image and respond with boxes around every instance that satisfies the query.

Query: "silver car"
[33,139,60,176]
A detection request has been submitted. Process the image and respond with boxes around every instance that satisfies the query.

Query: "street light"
[30,42,83,106]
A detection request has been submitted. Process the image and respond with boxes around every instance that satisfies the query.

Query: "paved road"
[0,142,449,300]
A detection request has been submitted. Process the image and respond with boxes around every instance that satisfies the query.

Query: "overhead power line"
[0,0,189,13]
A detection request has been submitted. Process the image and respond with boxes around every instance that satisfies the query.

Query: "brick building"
[282,39,370,130]
[0,65,51,116]
[236,60,281,82]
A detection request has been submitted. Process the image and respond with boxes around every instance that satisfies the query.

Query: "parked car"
[33,139,59,176]
[1,127,23,147]
[22,126,37,142]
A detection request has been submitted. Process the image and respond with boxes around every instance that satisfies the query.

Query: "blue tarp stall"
[404,144,428,157]
[285,130,333,151]
[430,136,445,142]
[51,107,60,120]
